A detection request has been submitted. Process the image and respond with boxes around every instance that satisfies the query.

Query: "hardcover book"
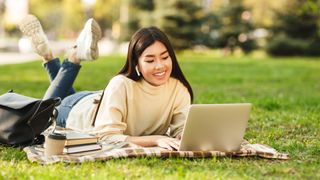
[65,131,98,146]
[64,143,102,154]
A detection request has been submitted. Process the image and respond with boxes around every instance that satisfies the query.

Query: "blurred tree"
[118,0,140,41]
[153,0,205,50]
[93,0,139,41]
[211,0,287,28]
[132,0,154,29]
[243,0,287,28]
[197,12,221,48]
[0,0,5,38]
[93,0,120,34]
[266,0,320,56]
[29,0,63,39]
[61,0,85,37]
[0,0,4,19]
[123,0,155,41]
[215,0,256,54]
[31,0,85,38]
[132,0,154,10]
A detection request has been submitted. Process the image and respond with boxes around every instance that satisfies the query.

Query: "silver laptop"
[179,103,251,152]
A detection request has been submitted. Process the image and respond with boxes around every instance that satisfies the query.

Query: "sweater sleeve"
[169,85,191,138]
[90,76,129,142]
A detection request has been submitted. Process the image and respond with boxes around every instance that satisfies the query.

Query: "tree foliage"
[0,0,4,14]
[266,0,320,56]
[93,0,120,31]
[131,0,154,10]
[29,0,63,38]
[0,0,5,38]
[214,0,256,53]
[153,0,204,50]
[62,0,85,35]
[30,0,84,39]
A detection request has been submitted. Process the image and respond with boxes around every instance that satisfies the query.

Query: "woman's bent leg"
[43,58,75,96]
[43,59,81,100]
[43,58,61,82]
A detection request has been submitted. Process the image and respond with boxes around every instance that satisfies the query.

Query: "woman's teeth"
[154,71,165,76]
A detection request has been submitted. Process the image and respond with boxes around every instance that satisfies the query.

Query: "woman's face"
[137,41,172,86]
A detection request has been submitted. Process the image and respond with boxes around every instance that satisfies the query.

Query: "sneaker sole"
[76,19,102,61]
[90,19,102,60]
[19,15,41,35]
[19,15,49,56]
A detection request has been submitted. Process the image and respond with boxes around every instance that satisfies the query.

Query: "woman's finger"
[167,141,179,150]
[158,141,173,150]
[170,138,180,146]
[163,138,179,150]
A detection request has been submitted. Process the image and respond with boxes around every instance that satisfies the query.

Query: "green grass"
[0,53,319,179]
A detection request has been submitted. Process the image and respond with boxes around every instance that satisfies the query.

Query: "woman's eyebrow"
[145,54,155,58]
[160,50,168,55]
[144,50,168,57]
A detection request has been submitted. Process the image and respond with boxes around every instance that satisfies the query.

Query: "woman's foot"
[75,18,102,61]
[19,14,53,62]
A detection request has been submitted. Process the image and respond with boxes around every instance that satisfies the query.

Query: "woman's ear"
[135,65,140,76]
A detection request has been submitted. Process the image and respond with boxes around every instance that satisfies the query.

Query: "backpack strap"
[91,87,106,126]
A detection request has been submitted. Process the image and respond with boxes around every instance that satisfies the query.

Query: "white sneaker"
[76,18,102,61]
[19,15,51,57]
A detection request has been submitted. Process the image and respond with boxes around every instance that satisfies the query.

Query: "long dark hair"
[118,26,193,102]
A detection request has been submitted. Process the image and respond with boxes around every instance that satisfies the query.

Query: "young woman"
[20,15,193,150]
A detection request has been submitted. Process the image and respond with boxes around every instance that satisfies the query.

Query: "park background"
[1,0,320,57]
[0,0,319,179]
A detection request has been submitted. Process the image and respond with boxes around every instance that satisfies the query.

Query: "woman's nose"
[155,61,164,70]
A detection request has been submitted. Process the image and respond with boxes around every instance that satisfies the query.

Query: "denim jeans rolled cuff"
[43,58,61,82]
[43,59,81,100]
[56,91,95,127]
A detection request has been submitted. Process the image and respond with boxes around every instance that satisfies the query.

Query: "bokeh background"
[0,1,319,179]
[0,0,320,59]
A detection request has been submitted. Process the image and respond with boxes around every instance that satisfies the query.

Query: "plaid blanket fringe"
[23,141,289,164]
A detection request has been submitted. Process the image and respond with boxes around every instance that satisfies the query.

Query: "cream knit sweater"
[66,75,191,142]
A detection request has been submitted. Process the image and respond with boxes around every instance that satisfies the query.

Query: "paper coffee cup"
[44,132,66,156]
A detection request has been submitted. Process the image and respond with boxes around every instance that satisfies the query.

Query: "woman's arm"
[170,85,191,138]
[125,135,180,150]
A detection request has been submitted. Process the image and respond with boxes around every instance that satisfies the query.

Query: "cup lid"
[48,132,66,140]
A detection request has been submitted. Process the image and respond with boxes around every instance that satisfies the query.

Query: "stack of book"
[63,131,101,154]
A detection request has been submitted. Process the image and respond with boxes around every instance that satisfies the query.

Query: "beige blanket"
[23,140,289,165]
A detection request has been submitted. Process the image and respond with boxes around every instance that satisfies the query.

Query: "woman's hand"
[154,136,180,150]
[125,135,180,150]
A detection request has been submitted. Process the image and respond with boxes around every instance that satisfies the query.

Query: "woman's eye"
[162,56,169,60]
[145,60,154,63]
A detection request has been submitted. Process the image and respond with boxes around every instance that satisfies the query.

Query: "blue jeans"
[43,58,94,127]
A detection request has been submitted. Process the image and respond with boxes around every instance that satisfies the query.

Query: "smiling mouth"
[154,71,166,77]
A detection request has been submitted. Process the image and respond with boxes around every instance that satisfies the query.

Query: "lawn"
[0,53,319,179]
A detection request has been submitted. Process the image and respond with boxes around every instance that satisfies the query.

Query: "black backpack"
[0,90,60,146]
